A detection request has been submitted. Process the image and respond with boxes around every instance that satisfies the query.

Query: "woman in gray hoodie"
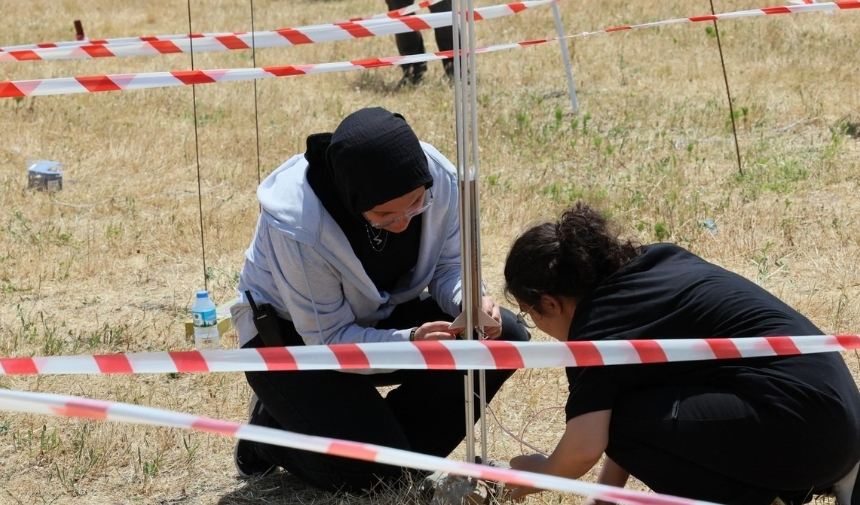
[230,107,530,492]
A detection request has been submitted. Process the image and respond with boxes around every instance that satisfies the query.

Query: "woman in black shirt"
[502,202,860,505]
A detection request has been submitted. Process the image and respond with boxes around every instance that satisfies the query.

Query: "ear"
[539,294,565,315]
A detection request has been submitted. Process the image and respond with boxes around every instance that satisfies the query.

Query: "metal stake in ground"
[449,0,500,467]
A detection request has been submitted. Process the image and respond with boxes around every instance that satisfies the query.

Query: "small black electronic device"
[245,290,286,347]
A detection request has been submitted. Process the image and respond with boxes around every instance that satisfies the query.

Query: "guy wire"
[250,0,262,190]
[710,0,743,175]
[187,0,209,292]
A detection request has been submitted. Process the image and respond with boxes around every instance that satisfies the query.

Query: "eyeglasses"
[516,305,536,329]
[366,190,433,229]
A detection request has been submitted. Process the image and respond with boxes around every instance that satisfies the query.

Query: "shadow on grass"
[349,70,456,96]
[216,470,431,505]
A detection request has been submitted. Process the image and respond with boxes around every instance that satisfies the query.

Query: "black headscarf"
[305,107,430,292]
[329,107,433,214]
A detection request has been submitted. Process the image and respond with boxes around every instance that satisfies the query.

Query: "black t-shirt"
[565,243,860,424]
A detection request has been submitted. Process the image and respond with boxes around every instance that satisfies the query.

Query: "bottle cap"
[196,290,209,299]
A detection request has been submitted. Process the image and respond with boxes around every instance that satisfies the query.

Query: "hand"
[413,321,460,341]
[480,296,503,339]
[582,497,616,505]
[506,481,541,501]
[506,454,547,500]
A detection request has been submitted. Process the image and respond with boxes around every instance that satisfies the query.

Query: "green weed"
[734,158,810,202]
[137,447,164,481]
[184,104,226,126]
[753,242,787,284]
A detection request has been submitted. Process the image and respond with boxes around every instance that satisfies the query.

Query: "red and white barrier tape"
[0,47,477,98]
[0,0,448,54]
[0,388,718,505]
[0,0,549,62]
[0,1,856,99]
[345,0,447,22]
[577,0,858,34]
[2,335,858,375]
[788,0,834,12]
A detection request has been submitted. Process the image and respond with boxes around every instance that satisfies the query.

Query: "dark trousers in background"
[243,296,530,493]
[385,0,454,83]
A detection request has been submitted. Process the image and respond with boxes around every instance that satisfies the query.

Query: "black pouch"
[245,290,286,347]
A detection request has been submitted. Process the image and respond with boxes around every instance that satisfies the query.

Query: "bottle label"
[193,308,217,327]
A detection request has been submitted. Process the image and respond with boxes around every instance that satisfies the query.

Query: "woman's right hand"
[412,321,462,341]
[507,454,548,500]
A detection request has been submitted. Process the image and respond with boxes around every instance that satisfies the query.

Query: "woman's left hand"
[415,321,462,341]
[480,296,503,339]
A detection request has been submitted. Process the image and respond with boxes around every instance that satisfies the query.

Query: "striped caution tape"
[0,0,449,54]
[0,1,856,98]
[0,388,719,505]
[345,0,448,22]
[2,335,858,375]
[0,0,551,62]
[584,0,857,33]
[787,0,834,12]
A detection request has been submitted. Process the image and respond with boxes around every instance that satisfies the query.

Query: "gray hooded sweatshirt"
[231,141,462,351]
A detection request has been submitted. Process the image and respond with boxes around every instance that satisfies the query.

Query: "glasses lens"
[369,191,432,229]
[516,310,536,328]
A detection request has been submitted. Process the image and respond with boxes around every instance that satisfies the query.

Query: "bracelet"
[409,327,418,342]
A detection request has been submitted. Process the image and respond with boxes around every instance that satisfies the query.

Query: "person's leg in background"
[385,0,428,86]
[429,0,454,78]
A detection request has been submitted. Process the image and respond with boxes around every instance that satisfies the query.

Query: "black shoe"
[396,63,426,88]
[442,59,455,79]
[233,394,275,478]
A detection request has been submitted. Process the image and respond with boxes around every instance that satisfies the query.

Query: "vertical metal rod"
[452,0,484,465]
[479,369,487,463]
[464,374,473,462]
[465,0,490,462]
[451,0,490,466]
[551,1,578,114]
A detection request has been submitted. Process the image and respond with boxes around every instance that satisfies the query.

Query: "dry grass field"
[1,0,859,503]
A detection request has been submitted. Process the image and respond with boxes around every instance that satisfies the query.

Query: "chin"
[386,222,410,234]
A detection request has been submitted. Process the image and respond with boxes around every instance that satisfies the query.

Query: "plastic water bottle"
[192,290,220,350]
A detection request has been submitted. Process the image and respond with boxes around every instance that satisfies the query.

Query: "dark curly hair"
[503,202,639,314]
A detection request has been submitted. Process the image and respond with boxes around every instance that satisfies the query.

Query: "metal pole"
[450,0,496,466]
[450,0,473,463]
[552,1,579,114]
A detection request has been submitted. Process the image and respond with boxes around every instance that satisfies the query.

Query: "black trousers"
[385,0,454,78]
[243,297,530,492]
[607,385,859,505]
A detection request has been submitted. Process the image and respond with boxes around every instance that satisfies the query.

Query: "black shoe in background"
[397,63,426,88]
[233,394,276,478]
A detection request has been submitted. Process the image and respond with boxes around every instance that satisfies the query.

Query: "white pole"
[450,0,496,466]
[552,1,579,114]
